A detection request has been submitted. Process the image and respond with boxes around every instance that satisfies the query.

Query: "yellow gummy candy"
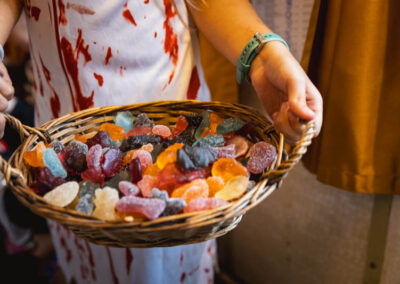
[156,143,183,169]
[215,176,249,201]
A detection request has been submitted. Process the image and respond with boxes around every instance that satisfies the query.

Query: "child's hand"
[0,61,14,137]
[249,41,322,145]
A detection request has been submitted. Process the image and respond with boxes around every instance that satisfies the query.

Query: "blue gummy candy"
[43,148,67,178]
[114,111,134,133]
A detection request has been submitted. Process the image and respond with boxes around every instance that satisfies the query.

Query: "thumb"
[287,78,315,120]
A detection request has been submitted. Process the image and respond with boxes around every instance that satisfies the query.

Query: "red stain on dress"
[163,0,179,86]
[105,47,113,65]
[144,0,150,4]
[180,272,186,283]
[188,265,200,276]
[186,66,200,100]
[93,73,104,86]
[154,31,157,38]
[207,246,212,255]
[58,0,68,25]
[66,3,95,15]
[74,236,88,280]
[25,0,41,21]
[75,29,92,65]
[106,247,119,284]
[39,55,61,118]
[60,37,95,110]
[120,66,127,76]
[122,9,137,26]
[85,241,97,281]
[180,251,184,266]
[126,248,133,275]
[204,268,210,273]
[59,235,72,263]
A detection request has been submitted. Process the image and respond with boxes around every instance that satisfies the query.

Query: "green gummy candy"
[194,111,210,140]
[216,118,244,134]
[192,134,225,147]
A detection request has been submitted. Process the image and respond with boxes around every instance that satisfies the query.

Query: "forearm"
[0,0,23,46]
[188,0,272,64]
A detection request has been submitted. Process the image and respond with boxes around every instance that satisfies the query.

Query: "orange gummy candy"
[171,179,209,203]
[123,144,154,166]
[200,112,223,138]
[211,158,248,183]
[73,134,87,143]
[143,164,161,176]
[206,176,225,197]
[156,143,184,169]
[23,141,47,167]
[99,123,125,141]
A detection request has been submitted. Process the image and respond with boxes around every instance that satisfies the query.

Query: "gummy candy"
[69,140,88,154]
[211,157,248,183]
[130,150,153,171]
[99,123,125,141]
[226,136,249,158]
[23,142,47,167]
[206,176,224,197]
[192,134,224,147]
[43,181,79,207]
[195,111,210,140]
[76,194,95,214]
[104,170,131,189]
[119,181,140,196]
[86,131,111,148]
[51,141,64,153]
[73,134,88,143]
[101,148,123,178]
[171,115,188,137]
[134,113,154,128]
[129,157,142,183]
[30,167,65,195]
[235,123,259,141]
[79,181,98,197]
[172,179,209,203]
[137,175,160,197]
[152,125,171,138]
[184,113,202,128]
[176,144,218,171]
[215,176,249,201]
[183,197,228,213]
[93,187,119,220]
[158,163,206,191]
[43,148,68,178]
[217,118,244,134]
[150,143,164,162]
[114,111,134,133]
[212,144,236,159]
[115,196,166,220]
[126,126,152,137]
[151,188,186,216]
[143,164,160,176]
[156,143,183,169]
[62,146,87,173]
[127,134,161,149]
[200,112,223,138]
[247,142,277,174]
[81,145,105,184]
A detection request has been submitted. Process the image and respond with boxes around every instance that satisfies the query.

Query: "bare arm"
[189,0,322,144]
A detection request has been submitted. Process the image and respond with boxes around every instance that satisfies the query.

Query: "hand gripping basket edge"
[0,100,315,248]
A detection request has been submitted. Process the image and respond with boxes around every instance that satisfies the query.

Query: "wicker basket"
[0,100,314,248]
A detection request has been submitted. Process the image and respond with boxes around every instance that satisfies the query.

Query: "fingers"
[305,78,323,136]
[0,114,5,138]
[287,76,315,121]
[273,102,303,145]
[0,94,9,112]
[0,62,15,101]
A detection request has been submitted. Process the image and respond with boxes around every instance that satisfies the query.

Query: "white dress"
[24,0,215,283]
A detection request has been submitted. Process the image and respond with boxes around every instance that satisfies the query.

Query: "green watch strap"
[236,33,289,84]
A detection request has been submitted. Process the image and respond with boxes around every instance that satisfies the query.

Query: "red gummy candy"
[81,144,105,183]
[115,196,166,220]
[247,142,277,174]
[101,148,123,178]
[183,197,228,213]
[129,157,143,184]
[81,168,105,184]
[158,163,206,191]
[152,125,171,138]
[137,175,160,197]
[130,150,152,171]
[171,115,188,137]
[30,167,66,195]
[86,131,111,148]
[126,126,152,137]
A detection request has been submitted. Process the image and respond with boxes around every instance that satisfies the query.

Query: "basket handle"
[0,114,49,186]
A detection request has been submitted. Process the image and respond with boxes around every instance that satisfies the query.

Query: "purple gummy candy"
[118,181,140,196]
[246,142,277,174]
[63,147,87,173]
[129,157,143,184]
[101,148,123,178]
[115,196,166,220]
[86,131,111,148]
[212,144,236,158]
[86,144,102,171]
[30,167,66,195]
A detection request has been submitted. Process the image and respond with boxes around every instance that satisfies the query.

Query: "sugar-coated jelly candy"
[158,163,206,191]
[226,136,249,158]
[215,176,249,201]
[81,144,105,184]
[99,123,125,141]
[115,196,166,220]
[62,147,87,173]
[171,115,188,137]
[152,125,171,138]
[43,148,67,178]
[73,134,88,143]
[192,134,224,147]
[176,144,218,171]
[212,144,236,159]
[105,169,131,189]
[69,140,88,154]
[247,142,277,174]
[126,126,152,137]
[130,150,152,171]
[134,113,154,128]
[86,131,111,148]
[50,141,64,154]
[206,176,224,197]
[211,157,248,183]
[143,164,160,176]
[80,180,98,197]
[151,188,186,216]
[101,148,123,178]
[30,167,66,195]
[23,142,47,167]
[75,194,95,215]
[137,175,160,197]
[183,197,228,213]
[92,187,119,220]
[171,179,209,203]
[195,111,210,140]
[156,143,183,169]
[43,181,79,207]
[217,118,244,134]
[119,181,140,196]
[114,111,134,133]
[127,134,161,149]
[129,157,142,183]
[200,112,223,138]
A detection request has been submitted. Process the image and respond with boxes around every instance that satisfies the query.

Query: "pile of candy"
[24,111,277,221]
